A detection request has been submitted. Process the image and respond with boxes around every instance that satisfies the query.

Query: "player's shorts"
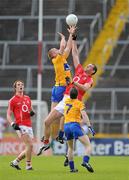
[64,122,84,140]
[18,125,34,139]
[54,95,69,114]
[51,86,66,103]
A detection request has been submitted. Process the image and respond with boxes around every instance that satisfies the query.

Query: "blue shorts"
[64,122,84,140]
[51,86,66,103]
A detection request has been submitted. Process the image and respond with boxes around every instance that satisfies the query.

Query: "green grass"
[0,156,129,180]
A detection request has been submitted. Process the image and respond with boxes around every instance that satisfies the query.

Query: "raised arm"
[81,110,91,127]
[72,38,80,68]
[73,81,92,92]
[58,32,66,55]
[81,110,95,136]
[64,26,76,58]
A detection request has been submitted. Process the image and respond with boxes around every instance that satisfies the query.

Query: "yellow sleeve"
[79,101,85,111]
[63,52,68,59]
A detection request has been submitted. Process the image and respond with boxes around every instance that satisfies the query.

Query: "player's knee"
[86,143,92,154]
[44,116,53,126]
[44,119,50,127]
[28,142,33,151]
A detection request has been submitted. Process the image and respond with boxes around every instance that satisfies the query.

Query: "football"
[66,14,78,26]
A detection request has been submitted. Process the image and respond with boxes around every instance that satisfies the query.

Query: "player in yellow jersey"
[46,26,76,140]
[64,87,95,173]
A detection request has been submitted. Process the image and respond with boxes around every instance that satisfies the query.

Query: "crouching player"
[64,87,95,173]
[7,80,35,170]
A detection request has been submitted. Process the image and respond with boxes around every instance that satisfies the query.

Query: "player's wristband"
[30,110,35,116]
[11,122,14,126]
[88,126,96,136]
[72,34,77,40]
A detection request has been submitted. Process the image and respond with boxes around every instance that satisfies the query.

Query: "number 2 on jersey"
[66,104,72,114]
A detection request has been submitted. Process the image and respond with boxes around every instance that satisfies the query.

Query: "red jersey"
[8,95,32,127]
[64,64,93,100]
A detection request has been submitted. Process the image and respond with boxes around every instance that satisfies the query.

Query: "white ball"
[66,14,78,26]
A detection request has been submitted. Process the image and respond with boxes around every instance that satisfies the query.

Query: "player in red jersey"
[7,80,35,170]
[37,33,97,156]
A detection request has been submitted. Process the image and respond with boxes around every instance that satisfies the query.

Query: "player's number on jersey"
[66,104,72,114]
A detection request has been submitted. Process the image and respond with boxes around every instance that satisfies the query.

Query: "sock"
[43,139,49,144]
[69,161,74,170]
[17,155,25,161]
[83,155,90,163]
[58,130,64,139]
[26,161,32,169]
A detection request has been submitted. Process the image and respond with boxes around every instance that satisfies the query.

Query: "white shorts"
[17,125,34,139]
[54,95,70,114]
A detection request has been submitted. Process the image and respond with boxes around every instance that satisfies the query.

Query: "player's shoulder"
[76,99,84,106]
[24,95,31,99]
[8,95,16,105]
[75,64,84,73]
[9,95,16,102]
[65,98,71,103]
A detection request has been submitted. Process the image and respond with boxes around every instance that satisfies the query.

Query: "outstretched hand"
[67,26,77,35]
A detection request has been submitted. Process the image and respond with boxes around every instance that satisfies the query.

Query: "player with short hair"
[64,87,95,173]
[7,80,35,170]
[47,26,76,140]
[37,31,97,156]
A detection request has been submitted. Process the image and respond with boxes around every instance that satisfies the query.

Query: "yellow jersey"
[52,53,72,86]
[64,98,85,124]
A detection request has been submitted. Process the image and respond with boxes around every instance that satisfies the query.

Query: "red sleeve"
[75,64,84,75]
[86,77,93,87]
[8,99,14,111]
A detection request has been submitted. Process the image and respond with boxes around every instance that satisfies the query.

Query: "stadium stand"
[0,0,129,134]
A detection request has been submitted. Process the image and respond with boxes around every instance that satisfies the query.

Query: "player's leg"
[44,109,62,141]
[21,133,33,170]
[64,125,89,166]
[64,123,78,173]
[78,135,94,173]
[50,101,60,139]
[51,86,66,140]
[10,131,26,170]
[67,140,78,172]
[37,108,63,156]
[10,150,26,170]
[56,116,65,144]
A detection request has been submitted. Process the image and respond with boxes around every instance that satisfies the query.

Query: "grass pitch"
[0,156,129,180]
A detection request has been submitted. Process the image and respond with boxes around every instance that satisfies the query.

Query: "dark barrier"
[90,138,129,156]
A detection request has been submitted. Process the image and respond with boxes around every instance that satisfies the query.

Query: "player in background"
[37,30,97,156]
[64,87,95,173]
[7,80,35,170]
[47,26,76,141]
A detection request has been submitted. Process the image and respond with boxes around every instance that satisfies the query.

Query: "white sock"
[26,165,32,170]
[13,159,19,165]
[26,161,32,169]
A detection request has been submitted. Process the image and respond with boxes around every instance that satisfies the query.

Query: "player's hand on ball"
[67,26,76,35]
[88,126,96,136]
